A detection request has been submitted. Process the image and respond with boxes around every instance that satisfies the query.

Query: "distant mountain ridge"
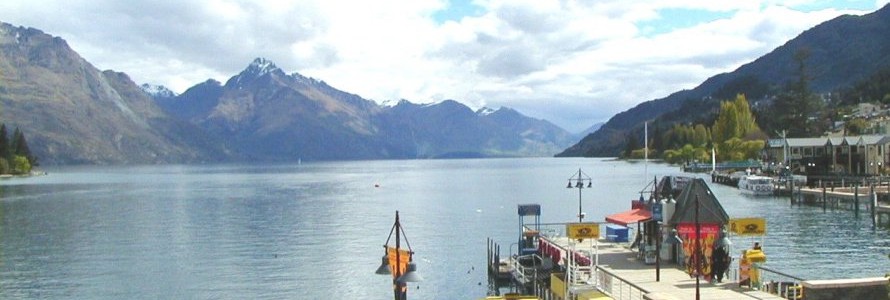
[1,21,573,164]
[160,58,575,160]
[0,22,229,164]
[559,4,890,157]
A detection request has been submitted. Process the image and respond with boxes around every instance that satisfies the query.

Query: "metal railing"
[728,260,805,300]
[593,266,649,300]
[757,265,805,299]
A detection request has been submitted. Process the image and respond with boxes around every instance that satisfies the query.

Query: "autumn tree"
[711,94,765,161]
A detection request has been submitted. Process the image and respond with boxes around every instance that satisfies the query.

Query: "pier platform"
[542,236,785,300]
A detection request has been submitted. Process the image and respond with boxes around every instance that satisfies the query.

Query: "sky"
[1,0,888,132]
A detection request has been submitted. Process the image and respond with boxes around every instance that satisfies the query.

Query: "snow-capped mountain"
[140,83,178,99]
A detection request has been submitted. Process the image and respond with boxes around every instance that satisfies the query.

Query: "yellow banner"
[566,223,599,240]
[386,247,411,279]
[729,218,766,236]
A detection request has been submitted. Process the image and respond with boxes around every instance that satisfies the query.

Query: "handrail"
[596,266,650,294]
[758,265,806,281]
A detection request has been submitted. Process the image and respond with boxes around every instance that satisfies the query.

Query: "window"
[804,147,814,157]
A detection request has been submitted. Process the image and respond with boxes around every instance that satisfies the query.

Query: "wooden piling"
[872,193,878,229]
[790,176,795,205]
[854,184,860,216]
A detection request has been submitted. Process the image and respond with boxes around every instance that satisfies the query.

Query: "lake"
[1,158,888,299]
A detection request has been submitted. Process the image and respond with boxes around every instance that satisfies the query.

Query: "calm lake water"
[0,158,888,299]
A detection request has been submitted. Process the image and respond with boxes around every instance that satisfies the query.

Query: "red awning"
[605,208,652,226]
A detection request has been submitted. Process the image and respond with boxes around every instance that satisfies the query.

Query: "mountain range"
[0,22,575,164]
[559,4,890,157]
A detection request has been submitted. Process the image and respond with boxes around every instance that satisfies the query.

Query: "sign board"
[651,203,663,222]
[729,218,766,236]
[517,204,541,216]
[566,223,599,240]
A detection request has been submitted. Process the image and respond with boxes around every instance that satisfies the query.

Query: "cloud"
[0,0,883,132]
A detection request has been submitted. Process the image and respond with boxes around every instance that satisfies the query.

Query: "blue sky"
[1,0,888,132]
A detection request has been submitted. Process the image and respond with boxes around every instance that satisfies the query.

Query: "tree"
[712,94,760,145]
[846,118,870,135]
[0,158,8,174]
[770,48,825,137]
[710,95,764,161]
[624,133,640,158]
[693,124,709,147]
[11,127,36,166]
[0,124,8,161]
[11,155,30,174]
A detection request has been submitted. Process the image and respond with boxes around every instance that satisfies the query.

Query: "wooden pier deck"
[793,185,890,226]
[544,236,785,300]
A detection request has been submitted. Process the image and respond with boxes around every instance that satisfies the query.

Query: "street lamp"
[716,228,732,248]
[376,211,423,300]
[566,168,592,223]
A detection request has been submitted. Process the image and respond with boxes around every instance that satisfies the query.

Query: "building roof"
[786,138,829,147]
[669,178,729,225]
[768,135,890,148]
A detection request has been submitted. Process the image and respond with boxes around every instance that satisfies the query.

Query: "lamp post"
[567,168,592,223]
[376,211,423,300]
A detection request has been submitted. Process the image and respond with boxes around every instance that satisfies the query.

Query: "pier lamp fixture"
[566,168,593,223]
[376,211,423,300]
[716,228,732,248]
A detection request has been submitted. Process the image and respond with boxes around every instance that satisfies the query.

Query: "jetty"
[485,177,889,300]
[789,183,890,227]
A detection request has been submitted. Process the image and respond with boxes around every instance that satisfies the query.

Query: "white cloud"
[0,0,884,132]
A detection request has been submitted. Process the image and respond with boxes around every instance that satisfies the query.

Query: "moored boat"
[738,175,775,196]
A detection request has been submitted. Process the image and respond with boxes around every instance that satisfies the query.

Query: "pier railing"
[594,266,648,300]
[728,260,805,299]
[757,265,805,299]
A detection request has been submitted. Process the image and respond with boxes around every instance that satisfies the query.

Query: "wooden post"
[873,192,878,229]
[790,175,795,205]
[853,184,859,217]
[822,183,827,210]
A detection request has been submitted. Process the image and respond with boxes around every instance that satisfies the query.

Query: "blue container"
[606,224,629,242]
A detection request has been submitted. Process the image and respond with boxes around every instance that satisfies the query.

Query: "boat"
[738,175,775,196]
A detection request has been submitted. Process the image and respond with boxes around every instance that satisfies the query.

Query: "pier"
[790,183,890,227]
[542,235,785,300]
[488,227,887,300]
[485,177,889,300]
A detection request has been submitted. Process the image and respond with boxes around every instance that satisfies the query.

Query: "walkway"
[546,236,784,300]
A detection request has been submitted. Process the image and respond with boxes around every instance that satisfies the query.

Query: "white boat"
[738,175,775,196]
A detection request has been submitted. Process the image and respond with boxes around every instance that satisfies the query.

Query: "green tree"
[11,127,35,166]
[693,124,709,147]
[624,133,640,158]
[771,48,825,137]
[0,124,9,161]
[710,95,764,161]
[712,94,759,145]
[11,155,30,174]
[0,157,9,174]
[846,118,869,135]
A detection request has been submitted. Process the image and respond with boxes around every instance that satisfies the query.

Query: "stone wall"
[802,277,888,300]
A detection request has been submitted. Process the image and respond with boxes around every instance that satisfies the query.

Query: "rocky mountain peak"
[476,107,495,116]
[140,83,178,99]
[224,57,285,88]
